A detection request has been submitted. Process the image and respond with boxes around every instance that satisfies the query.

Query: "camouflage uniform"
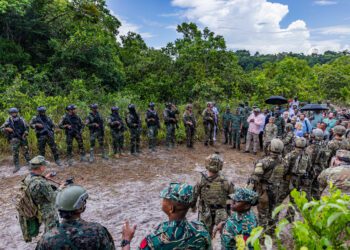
[108,109,125,155]
[318,166,350,196]
[183,106,196,148]
[221,188,258,250]
[282,124,294,156]
[241,105,250,144]
[85,110,106,160]
[202,106,215,146]
[1,114,30,170]
[139,183,212,250]
[222,109,232,145]
[36,219,115,250]
[231,110,242,149]
[274,115,285,137]
[145,107,160,151]
[59,113,86,161]
[163,104,179,149]
[263,123,278,155]
[126,106,142,154]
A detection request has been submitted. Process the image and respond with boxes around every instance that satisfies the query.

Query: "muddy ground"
[0,143,261,250]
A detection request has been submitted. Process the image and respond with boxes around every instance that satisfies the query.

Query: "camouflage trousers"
[257,188,276,235]
[89,130,104,152]
[111,130,124,154]
[166,124,176,148]
[10,138,30,167]
[40,207,59,233]
[129,128,141,153]
[263,141,271,156]
[241,126,248,143]
[223,127,232,144]
[199,206,228,234]
[204,123,214,145]
[245,132,259,153]
[185,125,195,147]
[37,135,59,161]
[231,129,240,149]
[147,125,158,150]
[66,133,85,158]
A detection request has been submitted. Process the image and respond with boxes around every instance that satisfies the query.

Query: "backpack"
[291,151,310,175]
[15,178,38,219]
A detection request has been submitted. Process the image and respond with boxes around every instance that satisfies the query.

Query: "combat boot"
[89,149,94,163]
[55,159,63,167]
[80,154,88,162]
[102,149,109,160]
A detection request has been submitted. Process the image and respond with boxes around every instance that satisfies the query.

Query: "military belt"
[209,204,224,209]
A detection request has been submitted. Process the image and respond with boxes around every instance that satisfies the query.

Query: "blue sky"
[107,0,350,54]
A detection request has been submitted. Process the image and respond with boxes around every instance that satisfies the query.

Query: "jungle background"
[1,0,350,153]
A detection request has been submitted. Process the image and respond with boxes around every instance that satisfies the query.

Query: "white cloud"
[171,0,348,54]
[314,25,350,35]
[313,0,338,6]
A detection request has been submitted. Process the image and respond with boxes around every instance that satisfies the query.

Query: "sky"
[106,0,350,54]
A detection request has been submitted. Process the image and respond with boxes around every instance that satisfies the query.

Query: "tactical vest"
[291,150,310,175]
[109,114,124,132]
[268,156,285,184]
[199,174,228,206]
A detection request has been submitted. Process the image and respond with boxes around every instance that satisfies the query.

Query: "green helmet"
[295,137,307,148]
[56,185,89,211]
[270,139,284,153]
[285,123,293,131]
[205,152,223,172]
[312,128,324,141]
[333,125,346,136]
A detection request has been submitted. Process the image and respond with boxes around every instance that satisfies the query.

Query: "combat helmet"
[111,106,119,112]
[8,107,19,114]
[186,104,193,110]
[285,123,294,131]
[333,125,346,136]
[312,128,324,141]
[128,104,136,111]
[295,137,307,148]
[37,106,46,112]
[149,102,155,108]
[205,152,223,173]
[56,185,89,211]
[270,139,284,153]
[90,103,98,109]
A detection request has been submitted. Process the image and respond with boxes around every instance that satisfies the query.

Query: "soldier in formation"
[85,104,108,162]
[145,102,160,151]
[30,106,61,166]
[202,102,215,146]
[193,152,235,234]
[1,107,30,173]
[163,102,179,149]
[282,123,294,156]
[326,125,349,164]
[126,104,142,155]
[231,108,243,150]
[183,104,196,148]
[108,106,125,158]
[59,105,87,166]
[222,106,232,145]
[263,117,278,155]
[36,185,115,249]
[273,107,285,137]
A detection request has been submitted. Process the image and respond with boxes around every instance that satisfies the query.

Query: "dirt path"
[0,144,259,249]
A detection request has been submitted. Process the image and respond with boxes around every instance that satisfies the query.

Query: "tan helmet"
[312,128,324,141]
[205,152,223,173]
[186,104,193,110]
[270,139,284,153]
[285,123,294,131]
[333,125,346,136]
[295,137,307,148]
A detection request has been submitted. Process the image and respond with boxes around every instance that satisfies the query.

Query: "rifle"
[65,115,83,136]
[36,116,54,138]
[7,118,26,141]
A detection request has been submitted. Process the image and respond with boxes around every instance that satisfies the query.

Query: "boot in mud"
[89,149,94,163]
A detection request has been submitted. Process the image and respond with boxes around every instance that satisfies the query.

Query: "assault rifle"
[36,116,54,138]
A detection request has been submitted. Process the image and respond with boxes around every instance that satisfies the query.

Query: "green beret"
[29,155,47,169]
[230,188,258,205]
[160,183,194,204]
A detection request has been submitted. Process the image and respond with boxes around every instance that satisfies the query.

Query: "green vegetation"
[1,0,350,153]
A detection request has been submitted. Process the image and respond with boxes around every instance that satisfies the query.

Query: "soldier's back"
[318,165,350,195]
[36,219,115,250]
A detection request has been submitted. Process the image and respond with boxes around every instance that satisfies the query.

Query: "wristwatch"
[121,239,131,247]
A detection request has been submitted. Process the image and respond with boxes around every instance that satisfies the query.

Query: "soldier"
[263,117,278,155]
[0,107,30,173]
[241,102,250,144]
[222,106,232,145]
[163,102,179,149]
[202,102,215,146]
[145,102,160,152]
[304,129,327,199]
[282,123,295,156]
[318,150,350,196]
[36,185,115,250]
[326,125,350,166]
[193,153,234,234]
[30,106,61,167]
[214,188,258,250]
[273,107,285,137]
[126,104,142,155]
[85,104,107,163]
[59,105,86,166]
[22,156,60,238]
[108,106,125,158]
[248,139,287,234]
[231,108,243,150]
[183,104,196,148]
[121,183,212,250]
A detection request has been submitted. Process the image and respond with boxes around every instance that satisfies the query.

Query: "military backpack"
[15,178,38,218]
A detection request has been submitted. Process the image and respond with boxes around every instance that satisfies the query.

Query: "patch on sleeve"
[140,238,148,249]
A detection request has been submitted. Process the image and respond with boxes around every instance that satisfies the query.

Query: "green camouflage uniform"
[221,188,258,250]
[35,218,115,250]
[85,111,105,157]
[126,111,142,154]
[138,183,212,250]
[58,114,86,160]
[241,107,250,144]
[108,112,125,154]
[222,111,232,144]
[231,113,243,149]
[163,106,179,148]
[183,109,196,148]
[30,114,59,162]
[326,138,350,165]
[318,165,350,196]
[274,116,285,137]
[263,124,278,155]
[145,109,160,150]
[282,130,294,156]
[202,108,215,146]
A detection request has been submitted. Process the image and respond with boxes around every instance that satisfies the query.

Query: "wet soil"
[0,143,260,250]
